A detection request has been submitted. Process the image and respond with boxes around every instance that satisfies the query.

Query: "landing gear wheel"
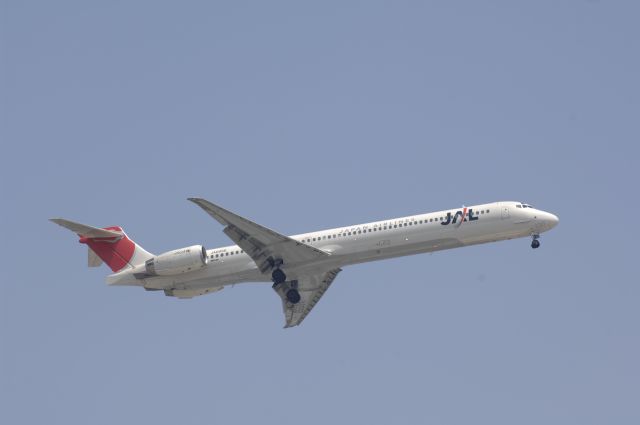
[531,239,540,249]
[286,289,301,304]
[272,268,287,284]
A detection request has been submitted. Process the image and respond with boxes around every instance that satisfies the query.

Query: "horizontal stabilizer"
[50,218,122,238]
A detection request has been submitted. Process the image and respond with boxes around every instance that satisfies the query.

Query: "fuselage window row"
[263,209,494,246]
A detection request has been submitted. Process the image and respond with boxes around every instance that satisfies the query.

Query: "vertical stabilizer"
[88,247,103,267]
[50,219,154,272]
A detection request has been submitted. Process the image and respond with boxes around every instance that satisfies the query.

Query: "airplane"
[51,199,559,328]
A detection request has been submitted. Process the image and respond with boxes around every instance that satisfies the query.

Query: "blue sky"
[1,2,638,424]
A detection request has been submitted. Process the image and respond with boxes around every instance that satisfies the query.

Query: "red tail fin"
[51,219,155,273]
[79,227,136,272]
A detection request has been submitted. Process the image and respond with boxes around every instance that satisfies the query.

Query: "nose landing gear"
[531,234,540,249]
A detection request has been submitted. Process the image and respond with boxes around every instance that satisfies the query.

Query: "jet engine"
[145,245,207,276]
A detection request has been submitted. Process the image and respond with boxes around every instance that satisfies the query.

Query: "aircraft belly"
[354,238,463,265]
[141,259,264,290]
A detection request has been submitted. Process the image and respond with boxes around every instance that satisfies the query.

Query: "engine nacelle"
[145,245,207,276]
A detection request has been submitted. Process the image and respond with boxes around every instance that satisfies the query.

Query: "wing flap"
[274,268,342,328]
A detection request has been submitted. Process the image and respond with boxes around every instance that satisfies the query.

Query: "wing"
[188,198,328,273]
[273,268,342,328]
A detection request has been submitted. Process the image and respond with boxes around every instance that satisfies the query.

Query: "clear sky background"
[1,1,638,424]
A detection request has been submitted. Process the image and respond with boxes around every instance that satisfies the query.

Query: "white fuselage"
[107,201,559,294]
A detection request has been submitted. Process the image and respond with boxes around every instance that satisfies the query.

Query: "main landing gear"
[285,286,301,304]
[271,263,301,304]
[531,234,541,249]
[272,268,287,284]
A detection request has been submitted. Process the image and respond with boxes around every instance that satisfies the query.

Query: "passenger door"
[501,205,510,219]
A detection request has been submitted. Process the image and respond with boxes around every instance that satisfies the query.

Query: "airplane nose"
[532,210,559,232]
[544,212,559,229]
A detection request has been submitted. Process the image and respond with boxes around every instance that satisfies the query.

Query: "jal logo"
[441,207,479,226]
